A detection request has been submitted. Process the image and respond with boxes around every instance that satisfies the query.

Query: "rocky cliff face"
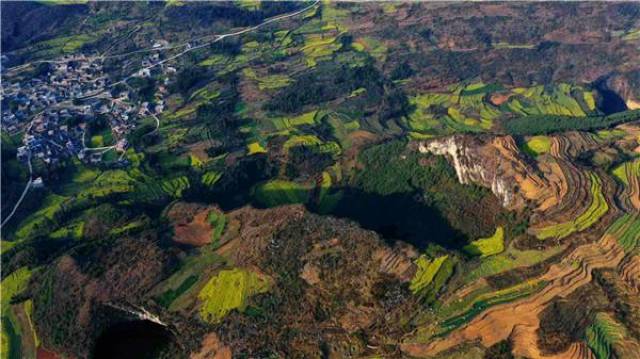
[418,135,561,211]
[418,136,520,209]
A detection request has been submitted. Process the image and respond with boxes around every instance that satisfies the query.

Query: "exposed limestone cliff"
[418,135,563,211]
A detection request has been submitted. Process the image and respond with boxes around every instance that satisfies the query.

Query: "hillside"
[1,2,640,359]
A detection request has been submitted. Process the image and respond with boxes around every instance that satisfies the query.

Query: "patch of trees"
[163,1,304,29]
[264,62,384,114]
[350,140,505,245]
[390,61,415,81]
[379,87,414,122]
[210,37,242,56]
[128,77,157,103]
[286,145,335,179]
[502,110,640,135]
[171,67,209,96]
[196,80,242,135]
[1,1,88,52]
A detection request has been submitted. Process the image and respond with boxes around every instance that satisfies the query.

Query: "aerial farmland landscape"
[1,1,640,358]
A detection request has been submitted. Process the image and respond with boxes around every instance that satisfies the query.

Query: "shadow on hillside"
[327,188,467,251]
[186,155,466,251]
[248,186,467,251]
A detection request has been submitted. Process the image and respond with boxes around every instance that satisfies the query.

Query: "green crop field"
[463,227,505,257]
[523,136,552,156]
[586,313,630,359]
[465,244,564,283]
[198,268,270,323]
[410,255,449,294]
[254,180,313,207]
[33,33,96,55]
[596,128,626,142]
[533,173,608,240]
[606,214,640,252]
[1,267,33,359]
[1,268,32,316]
[14,194,67,241]
[438,279,546,334]
[612,158,640,185]
[208,210,226,244]
[271,111,318,131]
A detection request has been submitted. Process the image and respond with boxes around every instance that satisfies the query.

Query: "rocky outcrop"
[419,135,563,211]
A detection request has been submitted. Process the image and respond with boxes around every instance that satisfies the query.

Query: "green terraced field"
[612,158,640,185]
[533,173,608,240]
[524,135,552,156]
[586,312,630,359]
[243,68,292,90]
[437,279,547,334]
[254,180,313,207]
[465,244,565,283]
[271,111,318,131]
[161,176,190,198]
[14,194,68,241]
[410,255,449,294]
[198,268,270,323]
[1,267,33,359]
[301,34,342,67]
[507,84,589,116]
[407,83,593,135]
[463,227,505,257]
[606,214,640,252]
[247,142,267,154]
[155,250,225,310]
[201,171,222,188]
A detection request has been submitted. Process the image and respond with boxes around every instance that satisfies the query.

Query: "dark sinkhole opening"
[594,78,628,115]
[92,320,174,359]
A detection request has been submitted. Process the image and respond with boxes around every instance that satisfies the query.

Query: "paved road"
[110,0,320,87]
[1,152,33,228]
[0,1,320,228]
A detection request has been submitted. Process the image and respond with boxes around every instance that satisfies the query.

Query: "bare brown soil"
[190,333,232,359]
[166,202,217,246]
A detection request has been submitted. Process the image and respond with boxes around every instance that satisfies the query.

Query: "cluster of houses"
[3,41,180,177]
[2,55,133,168]
[1,55,108,133]
[17,109,86,165]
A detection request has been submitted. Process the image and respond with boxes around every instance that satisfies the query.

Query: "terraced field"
[254,179,313,207]
[1,267,33,359]
[3,2,640,358]
[531,173,608,240]
[613,159,640,210]
[402,224,629,358]
[586,312,640,359]
[410,255,449,294]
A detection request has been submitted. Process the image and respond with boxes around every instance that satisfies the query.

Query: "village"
[1,50,175,181]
